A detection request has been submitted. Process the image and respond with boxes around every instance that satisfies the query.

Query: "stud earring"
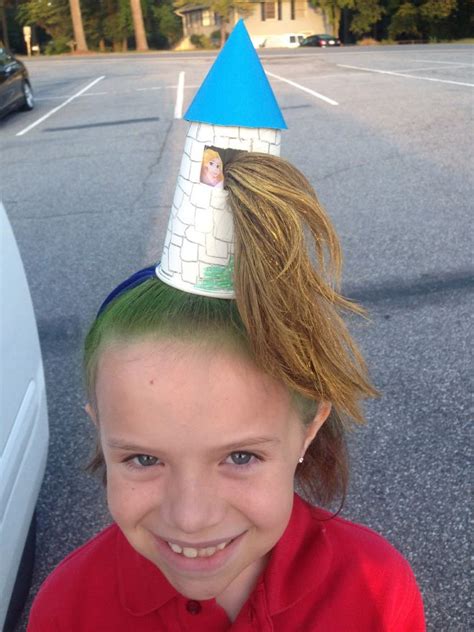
[298,456,304,464]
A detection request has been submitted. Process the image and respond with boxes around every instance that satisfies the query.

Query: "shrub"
[190,33,213,49]
[44,36,71,55]
[357,37,379,45]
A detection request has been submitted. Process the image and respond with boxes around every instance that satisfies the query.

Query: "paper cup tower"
[156,20,287,298]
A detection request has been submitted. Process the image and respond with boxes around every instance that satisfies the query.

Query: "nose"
[162,467,225,536]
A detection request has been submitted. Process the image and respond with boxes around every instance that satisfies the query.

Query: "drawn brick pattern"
[157,123,281,297]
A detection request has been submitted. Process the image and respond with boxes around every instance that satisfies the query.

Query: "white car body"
[260,33,305,48]
[0,201,49,628]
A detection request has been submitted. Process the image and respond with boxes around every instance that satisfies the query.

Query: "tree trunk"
[220,19,226,48]
[69,0,88,52]
[1,3,10,50]
[330,5,341,37]
[130,0,149,51]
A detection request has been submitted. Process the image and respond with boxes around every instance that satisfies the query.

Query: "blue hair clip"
[97,266,157,317]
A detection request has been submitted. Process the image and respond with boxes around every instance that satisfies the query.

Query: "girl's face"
[201,154,223,186]
[90,339,328,611]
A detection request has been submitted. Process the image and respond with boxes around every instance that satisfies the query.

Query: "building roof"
[184,19,287,129]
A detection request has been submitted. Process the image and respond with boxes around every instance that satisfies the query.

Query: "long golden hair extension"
[224,153,378,426]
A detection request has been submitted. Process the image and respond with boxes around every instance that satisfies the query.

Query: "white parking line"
[391,64,471,74]
[34,84,201,102]
[174,71,185,119]
[266,71,338,105]
[337,64,474,87]
[16,76,106,136]
[406,59,473,66]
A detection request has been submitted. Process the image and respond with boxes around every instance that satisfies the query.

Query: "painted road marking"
[406,59,473,66]
[16,76,106,136]
[391,64,472,73]
[337,64,474,87]
[174,71,185,119]
[266,71,338,105]
[34,84,200,102]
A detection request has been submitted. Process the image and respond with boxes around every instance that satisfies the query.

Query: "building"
[175,1,328,48]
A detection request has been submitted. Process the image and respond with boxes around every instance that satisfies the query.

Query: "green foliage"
[387,0,458,40]
[8,0,472,51]
[44,35,71,54]
[152,1,183,47]
[17,0,72,41]
[350,0,384,36]
[420,0,457,21]
[210,29,221,45]
[101,0,133,46]
[190,33,213,48]
[309,0,354,36]
[388,1,420,38]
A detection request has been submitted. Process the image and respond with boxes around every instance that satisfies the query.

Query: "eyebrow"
[106,436,281,453]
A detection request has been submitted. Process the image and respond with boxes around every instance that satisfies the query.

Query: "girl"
[200,147,224,188]
[28,153,425,631]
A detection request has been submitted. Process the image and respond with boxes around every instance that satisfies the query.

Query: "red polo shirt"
[27,494,425,631]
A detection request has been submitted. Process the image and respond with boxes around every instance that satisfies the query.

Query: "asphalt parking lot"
[1,44,472,631]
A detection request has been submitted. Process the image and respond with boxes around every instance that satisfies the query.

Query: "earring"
[298,456,304,464]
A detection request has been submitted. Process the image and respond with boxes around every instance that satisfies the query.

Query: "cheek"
[106,467,157,526]
[232,465,296,531]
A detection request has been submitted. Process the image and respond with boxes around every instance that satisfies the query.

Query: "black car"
[300,34,341,48]
[0,47,34,118]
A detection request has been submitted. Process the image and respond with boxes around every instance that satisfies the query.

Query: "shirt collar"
[116,494,333,617]
[261,494,333,615]
[116,528,178,616]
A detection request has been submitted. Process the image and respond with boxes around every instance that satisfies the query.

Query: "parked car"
[0,201,49,631]
[261,33,305,48]
[300,34,341,47]
[0,47,35,119]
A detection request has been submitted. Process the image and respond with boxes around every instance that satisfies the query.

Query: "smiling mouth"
[166,538,235,559]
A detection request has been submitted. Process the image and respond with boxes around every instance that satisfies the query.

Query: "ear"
[302,401,331,453]
[85,402,98,428]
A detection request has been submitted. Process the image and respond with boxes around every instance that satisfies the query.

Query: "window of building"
[202,9,212,26]
[191,10,202,25]
[290,0,306,19]
[261,2,276,20]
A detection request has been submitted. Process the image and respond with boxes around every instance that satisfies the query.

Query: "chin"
[167,575,228,601]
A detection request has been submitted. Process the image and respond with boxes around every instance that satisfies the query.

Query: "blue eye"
[228,452,255,466]
[129,455,159,468]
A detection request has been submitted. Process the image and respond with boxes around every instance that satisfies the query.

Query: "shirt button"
[186,600,202,615]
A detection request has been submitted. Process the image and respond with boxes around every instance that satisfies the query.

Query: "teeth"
[167,539,232,558]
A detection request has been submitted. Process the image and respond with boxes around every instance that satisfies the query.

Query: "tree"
[419,0,457,38]
[350,0,384,37]
[17,0,72,42]
[387,0,458,40]
[388,2,419,38]
[69,0,88,51]
[1,0,10,48]
[152,0,182,47]
[419,0,457,21]
[98,0,134,51]
[130,0,148,50]
[309,0,355,36]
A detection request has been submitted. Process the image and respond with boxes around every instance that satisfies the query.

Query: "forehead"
[95,339,297,440]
